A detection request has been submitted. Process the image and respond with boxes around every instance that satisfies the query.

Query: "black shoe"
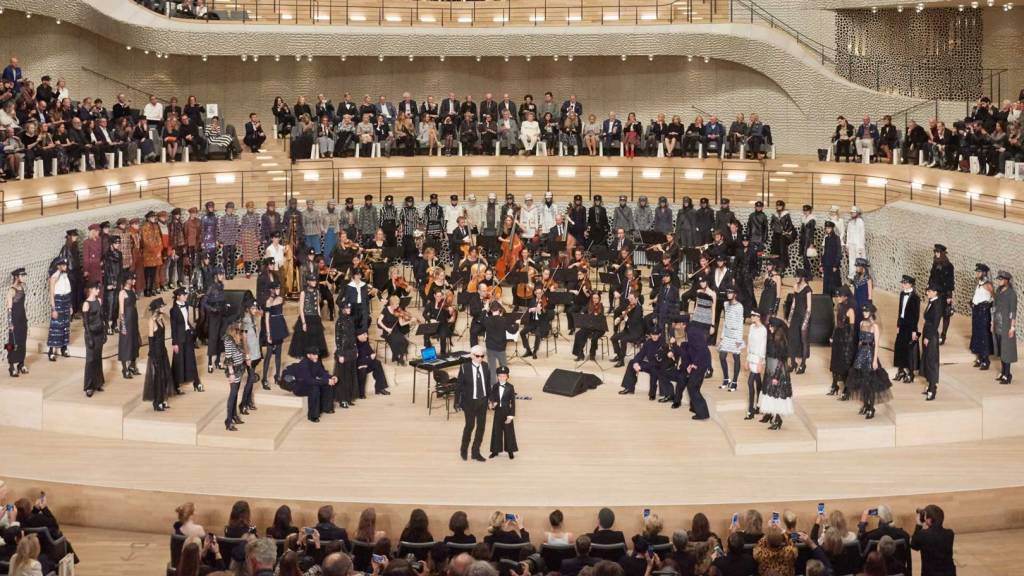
[85,389,94,397]
[460,450,468,461]
[508,452,514,460]
[489,452,498,459]
[658,396,672,403]
[1002,375,1013,385]
[827,384,838,396]
[322,408,334,414]
[472,453,486,462]
[972,359,981,368]
[131,364,141,375]
[233,415,245,424]
[865,407,875,419]
[207,365,214,374]
[248,403,258,411]
[980,362,990,371]
[122,369,133,379]
[310,417,320,423]
[226,423,237,431]
[18,365,27,374]
[744,412,755,420]
[858,405,867,414]
[61,348,70,357]
[378,389,391,395]
[692,414,709,420]
[8,365,18,378]
[239,406,250,415]
[48,351,57,362]
[648,395,656,401]
[671,402,681,409]
[939,336,946,346]
[154,404,165,412]
[194,382,204,392]
[613,361,625,368]
[574,355,584,362]
[796,364,806,375]
[618,389,633,395]
[261,380,271,390]
[925,389,936,400]
[759,413,772,423]
[840,391,850,401]
[340,401,349,409]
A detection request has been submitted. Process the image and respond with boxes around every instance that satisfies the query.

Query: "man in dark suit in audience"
[601,112,622,155]
[336,93,359,122]
[91,116,122,168]
[911,505,955,576]
[459,95,477,121]
[397,92,418,120]
[479,93,499,125]
[588,508,626,546]
[244,113,267,153]
[561,95,583,119]
[315,505,351,550]
[857,505,912,576]
[440,92,461,124]
[455,344,491,462]
[498,94,518,121]
[375,96,397,127]
[559,535,599,576]
[180,114,207,161]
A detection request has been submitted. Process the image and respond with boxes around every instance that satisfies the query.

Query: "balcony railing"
[3,161,1020,224]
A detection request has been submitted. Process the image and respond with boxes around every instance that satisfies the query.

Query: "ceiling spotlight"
[687,55,693,62]
[525,55,531,61]
[378,55,384,61]
[958,3,964,9]
[0,7,4,14]
[340,55,346,61]
[1007,3,1014,10]
[970,0,978,6]
[648,54,654,61]
[144,50,150,55]
[408,55,414,61]
[704,56,710,63]
[620,54,627,61]
[252,55,259,62]
[295,55,302,62]
[567,55,574,62]
[987,0,994,5]
[475,55,481,62]
[307,54,313,62]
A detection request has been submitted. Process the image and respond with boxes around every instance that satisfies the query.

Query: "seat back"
[350,539,375,572]
[398,540,437,561]
[650,542,673,556]
[491,541,532,562]
[539,543,575,571]
[169,533,188,571]
[589,542,627,561]
[445,541,477,558]
[217,536,249,564]
[833,540,863,575]
[23,526,68,561]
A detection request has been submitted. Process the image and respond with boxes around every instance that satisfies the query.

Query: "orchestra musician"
[572,291,605,362]
[317,257,336,322]
[413,246,440,289]
[423,288,456,356]
[547,213,570,256]
[469,281,493,347]
[519,285,552,359]
[611,292,645,367]
[450,215,473,269]
[381,267,410,301]
[363,228,390,291]
[566,268,591,334]
[567,195,587,246]
[462,246,489,294]
[653,272,680,340]
[329,229,361,277]
[610,227,634,259]
[512,247,538,308]
[377,294,413,365]
[649,231,682,263]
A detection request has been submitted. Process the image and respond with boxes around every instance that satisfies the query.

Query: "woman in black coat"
[488,365,518,459]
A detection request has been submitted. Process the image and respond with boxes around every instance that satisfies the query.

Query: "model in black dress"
[828,287,856,398]
[488,365,518,459]
[117,275,141,379]
[6,268,28,377]
[786,272,813,374]
[288,275,328,358]
[334,301,358,409]
[203,268,227,371]
[82,282,107,397]
[143,298,173,411]
[261,283,289,387]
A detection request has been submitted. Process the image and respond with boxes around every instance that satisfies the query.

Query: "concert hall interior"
[1,1,1024,576]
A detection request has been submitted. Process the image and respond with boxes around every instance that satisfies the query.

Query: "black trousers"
[358,360,388,394]
[572,328,600,358]
[144,266,157,294]
[296,382,332,420]
[242,359,261,407]
[222,245,237,278]
[262,343,283,383]
[611,333,640,360]
[621,367,660,399]
[747,371,762,414]
[335,360,358,404]
[225,377,240,425]
[105,288,119,328]
[460,398,487,456]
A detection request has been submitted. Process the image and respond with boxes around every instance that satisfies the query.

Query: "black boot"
[827,378,839,396]
[8,364,18,378]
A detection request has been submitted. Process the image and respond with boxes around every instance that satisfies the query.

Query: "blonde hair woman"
[9,533,42,576]
[582,113,601,156]
[174,502,206,539]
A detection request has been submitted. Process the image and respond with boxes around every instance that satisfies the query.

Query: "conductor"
[456,344,491,462]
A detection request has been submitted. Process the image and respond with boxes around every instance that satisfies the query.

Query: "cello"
[494,224,523,280]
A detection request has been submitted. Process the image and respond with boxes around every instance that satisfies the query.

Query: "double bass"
[495,227,524,280]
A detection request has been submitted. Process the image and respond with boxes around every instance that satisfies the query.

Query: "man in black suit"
[180,114,207,161]
[315,505,351,550]
[455,345,491,462]
[440,92,461,124]
[910,505,955,576]
[397,92,418,120]
[171,287,203,394]
[244,113,267,153]
[337,93,359,122]
[91,117,122,168]
[291,349,336,422]
[547,214,569,255]
[857,505,912,576]
[559,535,599,576]
[561,95,583,119]
[588,508,626,545]
[479,93,499,124]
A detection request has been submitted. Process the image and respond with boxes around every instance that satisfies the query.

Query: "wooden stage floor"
[3,275,1024,538]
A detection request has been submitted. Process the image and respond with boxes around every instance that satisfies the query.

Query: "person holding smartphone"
[484,511,529,549]
[857,505,911,575]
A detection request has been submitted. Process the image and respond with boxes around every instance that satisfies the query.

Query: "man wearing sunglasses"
[455,344,491,462]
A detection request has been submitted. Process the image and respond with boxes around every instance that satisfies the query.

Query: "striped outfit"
[47,271,73,349]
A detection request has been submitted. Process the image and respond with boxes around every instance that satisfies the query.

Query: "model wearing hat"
[928,243,955,345]
[851,257,874,318]
[757,257,782,320]
[667,320,712,419]
[82,280,107,398]
[744,309,768,419]
[488,365,518,459]
[993,270,1017,384]
[6,267,29,377]
[718,284,746,391]
[611,195,634,237]
[567,195,587,245]
[423,193,445,245]
[969,264,995,371]
[399,196,422,262]
[768,200,796,270]
[143,297,174,412]
[759,314,794,429]
[652,196,672,237]
[199,201,220,277]
[845,301,892,418]
[788,269,813,375]
[288,264,328,360]
[261,280,289,388]
[619,324,665,399]
[634,196,654,237]
[828,286,857,399]
[920,283,944,400]
[845,205,866,280]
[116,272,141,381]
[260,200,282,247]
[46,256,74,363]
[239,200,263,278]
[892,275,922,384]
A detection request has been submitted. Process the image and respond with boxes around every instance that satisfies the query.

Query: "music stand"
[502,312,537,374]
[548,239,567,255]
[416,322,440,337]
[479,235,499,257]
[502,271,527,287]
[553,269,577,286]
[383,246,402,261]
[640,231,667,246]
[571,313,608,372]
[599,272,619,292]
[590,244,611,265]
[545,290,572,339]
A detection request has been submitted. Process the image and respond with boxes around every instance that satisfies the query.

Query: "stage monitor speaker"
[224,289,255,324]
[808,293,835,345]
[543,369,602,397]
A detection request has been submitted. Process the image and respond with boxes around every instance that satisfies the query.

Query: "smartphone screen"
[505,513,516,522]
[771,512,780,525]
[868,508,878,517]
[304,527,314,536]
[731,513,739,525]
[372,554,386,564]
[642,508,651,519]
[817,502,825,515]
[790,532,800,542]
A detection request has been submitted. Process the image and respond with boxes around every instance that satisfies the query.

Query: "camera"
[405,554,424,573]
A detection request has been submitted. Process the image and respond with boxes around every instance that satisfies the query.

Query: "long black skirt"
[288,314,328,358]
[847,365,893,406]
[489,407,518,455]
[970,302,993,356]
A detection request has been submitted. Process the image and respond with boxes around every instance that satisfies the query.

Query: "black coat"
[928,261,955,294]
[894,291,921,369]
[911,524,956,576]
[746,210,769,245]
[694,207,715,245]
[489,381,518,454]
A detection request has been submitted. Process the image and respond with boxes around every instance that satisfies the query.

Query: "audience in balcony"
[832,116,854,162]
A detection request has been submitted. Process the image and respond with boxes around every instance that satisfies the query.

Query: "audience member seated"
[14,494,76,560]
[174,502,207,539]
[266,505,299,540]
[483,512,529,548]
[635,514,668,547]
[399,508,434,554]
[244,113,267,153]
[752,527,796,576]
[224,500,254,538]
[316,505,352,549]
[855,115,879,160]
[587,508,626,546]
[710,532,754,576]
[833,115,854,161]
[355,507,387,545]
[544,509,574,545]
[736,509,763,545]
[617,537,652,576]
[7,533,42,576]
[178,535,226,576]
[559,535,599,576]
[445,511,477,545]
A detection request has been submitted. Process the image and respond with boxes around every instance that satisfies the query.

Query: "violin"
[445,289,458,327]
[615,300,636,328]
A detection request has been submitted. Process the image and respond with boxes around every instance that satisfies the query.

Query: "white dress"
[718,301,746,354]
[746,324,767,371]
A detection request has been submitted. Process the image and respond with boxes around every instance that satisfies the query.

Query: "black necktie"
[475,366,485,399]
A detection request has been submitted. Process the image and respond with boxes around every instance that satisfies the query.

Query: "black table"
[409,351,472,416]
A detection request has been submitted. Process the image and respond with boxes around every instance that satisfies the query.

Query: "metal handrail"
[2,162,1018,223]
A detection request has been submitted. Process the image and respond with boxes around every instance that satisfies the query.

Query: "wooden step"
[0,355,80,429]
[123,385,226,446]
[196,404,304,450]
[42,361,146,440]
[715,407,817,455]
[883,380,982,447]
[794,395,896,452]
[942,364,1024,440]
